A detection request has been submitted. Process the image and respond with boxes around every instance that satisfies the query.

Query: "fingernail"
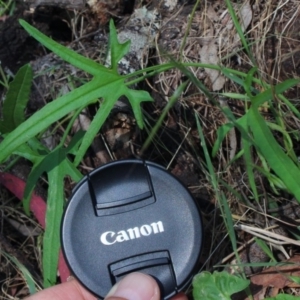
[105,272,160,300]
[66,275,74,282]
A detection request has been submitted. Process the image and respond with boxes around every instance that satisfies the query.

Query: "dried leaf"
[251,255,300,289]
[200,0,253,91]
[199,43,226,91]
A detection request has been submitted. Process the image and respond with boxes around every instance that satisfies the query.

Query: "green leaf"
[73,88,152,165]
[251,78,300,108]
[266,121,297,163]
[248,106,300,201]
[13,142,44,163]
[109,19,131,71]
[254,165,287,193]
[244,67,258,98]
[0,64,33,133]
[212,78,300,157]
[225,0,253,62]
[221,67,260,95]
[142,82,187,152]
[1,251,37,294]
[19,20,108,76]
[22,141,81,224]
[254,237,277,262]
[0,80,97,163]
[195,114,218,190]
[196,114,242,266]
[193,271,249,300]
[212,123,234,157]
[43,150,65,287]
[124,88,153,129]
[22,147,63,214]
[265,295,300,300]
[287,275,300,285]
[65,130,85,155]
[220,93,250,101]
[241,135,258,202]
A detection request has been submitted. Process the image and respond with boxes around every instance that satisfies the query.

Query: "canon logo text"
[100,221,164,245]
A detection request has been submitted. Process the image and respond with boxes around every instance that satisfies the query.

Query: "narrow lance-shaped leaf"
[0,64,33,133]
[19,20,109,76]
[241,67,258,202]
[254,238,277,262]
[241,135,259,202]
[43,153,64,287]
[224,0,253,62]
[244,67,258,98]
[248,107,300,201]
[142,82,187,152]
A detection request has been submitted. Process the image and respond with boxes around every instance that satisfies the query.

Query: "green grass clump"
[0,0,15,17]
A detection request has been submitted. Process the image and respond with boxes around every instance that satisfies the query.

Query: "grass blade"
[251,79,300,107]
[241,136,258,202]
[248,107,300,200]
[43,156,64,287]
[1,251,37,294]
[141,81,188,153]
[196,113,241,267]
[212,78,300,156]
[254,237,277,262]
[225,0,254,63]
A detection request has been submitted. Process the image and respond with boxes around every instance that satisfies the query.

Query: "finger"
[105,272,160,300]
[25,279,97,300]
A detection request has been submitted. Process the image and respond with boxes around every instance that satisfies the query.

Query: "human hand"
[25,272,188,300]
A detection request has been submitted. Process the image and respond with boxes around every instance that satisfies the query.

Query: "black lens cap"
[61,159,203,299]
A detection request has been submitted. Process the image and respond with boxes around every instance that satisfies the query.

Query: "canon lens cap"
[61,159,203,299]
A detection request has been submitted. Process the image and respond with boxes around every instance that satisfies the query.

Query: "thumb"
[104,272,160,300]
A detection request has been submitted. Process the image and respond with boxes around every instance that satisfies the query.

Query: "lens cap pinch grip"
[61,159,203,299]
